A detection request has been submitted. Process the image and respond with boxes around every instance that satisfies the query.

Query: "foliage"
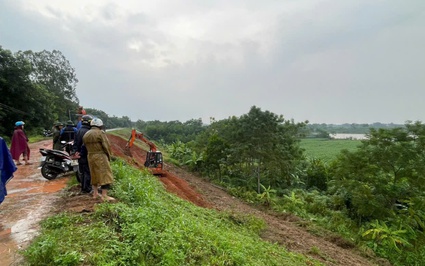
[303,158,329,191]
[180,106,308,194]
[17,49,81,127]
[23,160,322,266]
[325,122,425,264]
[0,46,79,137]
[361,220,412,252]
[135,118,206,144]
[166,140,204,171]
[257,184,277,206]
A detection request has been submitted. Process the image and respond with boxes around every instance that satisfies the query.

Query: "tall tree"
[202,106,307,191]
[0,47,53,136]
[17,50,80,122]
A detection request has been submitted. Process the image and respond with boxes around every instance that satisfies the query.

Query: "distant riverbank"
[330,133,367,140]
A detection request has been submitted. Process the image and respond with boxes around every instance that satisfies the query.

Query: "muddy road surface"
[0,139,67,266]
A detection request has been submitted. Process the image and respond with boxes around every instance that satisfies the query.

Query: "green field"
[300,138,362,162]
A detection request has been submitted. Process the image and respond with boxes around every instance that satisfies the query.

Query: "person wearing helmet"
[60,120,77,153]
[83,118,114,201]
[73,115,93,193]
[10,121,31,165]
[52,122,64,150]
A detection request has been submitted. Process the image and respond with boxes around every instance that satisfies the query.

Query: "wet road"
[0,139,69,266]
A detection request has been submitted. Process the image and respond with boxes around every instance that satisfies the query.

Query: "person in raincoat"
[0,136,17,204]
[10,121,31,165]
[83,118,114,201]
[52,122,64,150]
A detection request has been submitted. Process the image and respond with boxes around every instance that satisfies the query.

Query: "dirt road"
[0,136,387,266]
[0,139,67,266]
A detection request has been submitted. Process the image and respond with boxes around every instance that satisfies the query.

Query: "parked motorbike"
[42,129,53,137]
[39,141,79,180]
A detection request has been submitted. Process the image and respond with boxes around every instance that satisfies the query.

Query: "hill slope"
[0,135,388,265]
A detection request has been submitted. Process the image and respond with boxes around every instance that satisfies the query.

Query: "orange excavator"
[126,129,165,176]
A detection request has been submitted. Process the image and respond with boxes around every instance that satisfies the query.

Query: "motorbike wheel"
[41,164,59,180]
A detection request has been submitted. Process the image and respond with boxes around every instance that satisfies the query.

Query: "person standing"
[78,106,87,115]
[73,115,93,194]
[10,121,31,165]
[60,120,77,142]
[83,118,114,201]
[52,122,64,150]
[76,114,83,130]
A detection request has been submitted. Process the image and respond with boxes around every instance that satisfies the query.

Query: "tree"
[202,106,307,192]
[329,122,425,223]
[204,134,230,181]
[17,50,80,122]
[0,47,54,137]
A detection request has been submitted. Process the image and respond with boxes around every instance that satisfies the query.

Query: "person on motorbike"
[60,120,77,154]
[72,115,93,193]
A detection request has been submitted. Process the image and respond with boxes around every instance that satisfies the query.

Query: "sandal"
[103,196,116,202]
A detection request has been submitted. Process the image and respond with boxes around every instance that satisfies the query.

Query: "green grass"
[22,159,323,266]
[300,138,362,162]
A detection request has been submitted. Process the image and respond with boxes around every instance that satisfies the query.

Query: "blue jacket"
[73,124,91,164]
[60,125,78,142]
[0,137,17,204]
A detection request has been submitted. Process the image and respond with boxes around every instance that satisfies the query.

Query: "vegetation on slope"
[23,160,321,266]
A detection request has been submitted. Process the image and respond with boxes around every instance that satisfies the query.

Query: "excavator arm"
[126,129,157,152]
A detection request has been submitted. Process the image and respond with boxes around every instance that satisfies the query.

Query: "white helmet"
[90,118,103,127]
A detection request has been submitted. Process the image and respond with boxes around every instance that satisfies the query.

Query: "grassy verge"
[22,159,322,266]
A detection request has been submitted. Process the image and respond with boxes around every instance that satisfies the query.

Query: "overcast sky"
[1,0,424,124]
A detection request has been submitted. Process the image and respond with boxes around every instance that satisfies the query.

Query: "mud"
[0,135,387,266]
[0,140,63,266]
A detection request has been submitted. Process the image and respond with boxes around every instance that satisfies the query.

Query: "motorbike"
[42,129,53,137]
[38,141,80,180]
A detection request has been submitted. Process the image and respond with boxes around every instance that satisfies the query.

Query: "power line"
[0,102,29,115]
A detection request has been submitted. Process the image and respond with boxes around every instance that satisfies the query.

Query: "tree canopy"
[0,47,58,136]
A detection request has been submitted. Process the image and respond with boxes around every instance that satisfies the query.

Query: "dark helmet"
[66,120,74,126]
[82,115,93,125]
[54,121,64,127]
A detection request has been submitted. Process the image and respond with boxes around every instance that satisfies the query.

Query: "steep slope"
[107,134,387,266]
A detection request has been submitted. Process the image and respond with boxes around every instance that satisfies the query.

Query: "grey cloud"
[1,0,424,124]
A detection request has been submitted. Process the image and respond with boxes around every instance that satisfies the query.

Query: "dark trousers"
[79,162,92,193]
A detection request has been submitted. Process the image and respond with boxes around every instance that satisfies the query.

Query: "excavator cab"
[144,151,163,172]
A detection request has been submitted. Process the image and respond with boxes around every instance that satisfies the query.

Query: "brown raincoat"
[82,127,113,186]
